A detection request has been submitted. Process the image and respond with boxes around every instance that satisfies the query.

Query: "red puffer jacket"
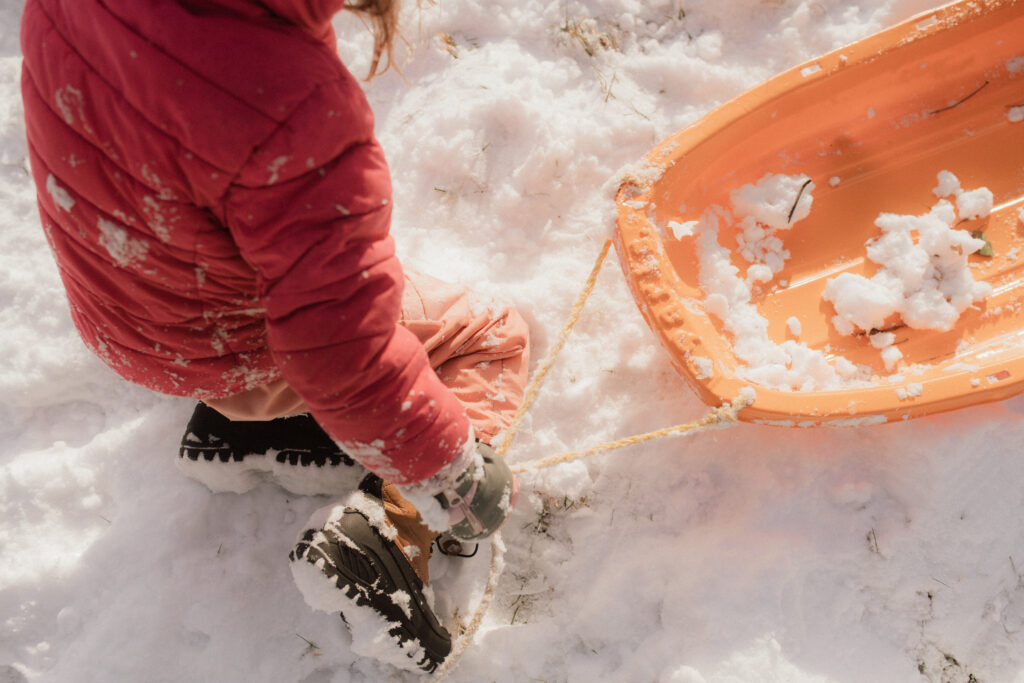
[20,0,472,484]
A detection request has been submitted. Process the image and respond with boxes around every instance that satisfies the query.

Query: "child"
[20,0,529,673]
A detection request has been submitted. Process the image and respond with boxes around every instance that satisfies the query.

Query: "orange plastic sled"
[615,0,1024,426]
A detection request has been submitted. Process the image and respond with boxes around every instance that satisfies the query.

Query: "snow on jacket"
[20,0,473,484]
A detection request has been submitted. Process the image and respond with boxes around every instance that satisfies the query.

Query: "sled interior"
[615,0,1024,425]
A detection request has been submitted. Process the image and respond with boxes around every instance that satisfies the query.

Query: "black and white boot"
[177,402,365,496]
[289,476,452,674]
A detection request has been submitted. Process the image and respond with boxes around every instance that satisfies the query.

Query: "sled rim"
[615,0,1024,426]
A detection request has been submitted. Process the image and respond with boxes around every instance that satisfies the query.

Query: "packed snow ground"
[3,1,1024,681]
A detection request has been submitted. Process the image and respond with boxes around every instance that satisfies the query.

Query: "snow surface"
[824,172,992,340]
[3,1,1024,682]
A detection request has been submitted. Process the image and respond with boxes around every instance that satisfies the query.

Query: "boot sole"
[290,509,452,673]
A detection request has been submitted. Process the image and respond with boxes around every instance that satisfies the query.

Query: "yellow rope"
[436,400,748,682]
[432,533,506,680]
[495,238,615,458]
[438,238,752,680]
[438,240,615,681]
[511,397,751,473]
[495,233,751,473]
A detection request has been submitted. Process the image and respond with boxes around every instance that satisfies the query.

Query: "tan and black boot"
[289,475,450,673]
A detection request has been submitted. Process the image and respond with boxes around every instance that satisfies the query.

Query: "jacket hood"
[259,0,347,35]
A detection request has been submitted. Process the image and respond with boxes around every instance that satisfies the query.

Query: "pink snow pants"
[205,271,528,582]
[206,270,530,445]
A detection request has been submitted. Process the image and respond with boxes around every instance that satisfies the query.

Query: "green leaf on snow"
[971,231,994,257]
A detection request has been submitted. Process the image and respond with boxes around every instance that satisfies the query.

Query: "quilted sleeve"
[222,75,473,485]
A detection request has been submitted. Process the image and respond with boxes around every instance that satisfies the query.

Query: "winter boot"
[289,475,451,673]
[177,402,364,495]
